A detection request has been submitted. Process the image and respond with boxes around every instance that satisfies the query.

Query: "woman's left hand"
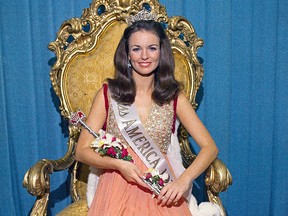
[157,176,191,206]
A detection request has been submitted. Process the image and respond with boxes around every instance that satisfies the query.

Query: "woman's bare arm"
[158,92,218,205]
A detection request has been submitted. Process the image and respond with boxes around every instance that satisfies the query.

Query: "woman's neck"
[133,73,154,96]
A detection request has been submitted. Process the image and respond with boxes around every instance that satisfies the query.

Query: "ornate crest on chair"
[23,0,232,215]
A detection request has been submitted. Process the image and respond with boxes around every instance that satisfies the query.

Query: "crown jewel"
[126,9,157,26]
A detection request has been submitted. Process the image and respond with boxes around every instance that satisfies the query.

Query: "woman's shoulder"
[92,83,108,105]
[177,91,189,103]
[176,91,195,115]
[96,82,109,95]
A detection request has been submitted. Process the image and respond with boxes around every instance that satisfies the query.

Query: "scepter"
[69,110,99,138]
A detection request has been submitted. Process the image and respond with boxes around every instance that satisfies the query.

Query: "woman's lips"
[138,62,151,67]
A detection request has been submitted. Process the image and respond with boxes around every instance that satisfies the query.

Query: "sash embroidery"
[110,96,174,182]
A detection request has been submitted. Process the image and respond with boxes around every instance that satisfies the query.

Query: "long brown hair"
[108,20,180,106]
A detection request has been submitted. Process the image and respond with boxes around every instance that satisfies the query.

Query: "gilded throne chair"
[23,0,232,215]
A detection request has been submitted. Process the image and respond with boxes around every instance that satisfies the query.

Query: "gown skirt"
[88,148,192,216]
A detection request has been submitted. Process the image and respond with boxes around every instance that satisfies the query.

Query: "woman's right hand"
[117,160,149,189]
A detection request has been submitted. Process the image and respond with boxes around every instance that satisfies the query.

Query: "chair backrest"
[49,0,204,201]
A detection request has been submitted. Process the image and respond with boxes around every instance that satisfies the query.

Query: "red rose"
[107,147,116,156]
[121,148,128,158]
[158,178,164,186]
[145,172,152,180]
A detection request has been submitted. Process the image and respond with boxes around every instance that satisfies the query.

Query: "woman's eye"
[149,47,158,51]
[132,47,140,52]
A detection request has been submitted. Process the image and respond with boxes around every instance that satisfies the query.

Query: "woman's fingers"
[130,166,149,189]
[118,161,149,189]
[157,185,168,202]
[157,182,186,206]
[162,190,177,206]
[133,175,150,189]
[167,191,178,206]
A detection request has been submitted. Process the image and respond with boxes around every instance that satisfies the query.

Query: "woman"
[75,16,219,216]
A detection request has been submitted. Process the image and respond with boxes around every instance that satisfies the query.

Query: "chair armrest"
[205,158,233,216]
[23,159,53,216]
[23,130,77,216]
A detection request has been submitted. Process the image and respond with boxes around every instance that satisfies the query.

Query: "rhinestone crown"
[126,9,157,26]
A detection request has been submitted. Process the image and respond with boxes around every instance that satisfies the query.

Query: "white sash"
[110,97,174,182]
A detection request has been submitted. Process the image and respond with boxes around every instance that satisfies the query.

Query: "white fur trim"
[86,167,101,207]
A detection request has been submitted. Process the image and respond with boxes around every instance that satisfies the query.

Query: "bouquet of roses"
[142,168,169,195]
[90,129,133,162]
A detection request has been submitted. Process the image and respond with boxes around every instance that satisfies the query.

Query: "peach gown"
[88,87,191,216]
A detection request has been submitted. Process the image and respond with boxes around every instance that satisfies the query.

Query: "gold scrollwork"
[205,159,233,215]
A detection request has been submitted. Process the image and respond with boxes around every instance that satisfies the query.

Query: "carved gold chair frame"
[23,0,232,215]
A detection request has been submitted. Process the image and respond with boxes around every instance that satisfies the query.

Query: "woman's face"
[128,30,160,76]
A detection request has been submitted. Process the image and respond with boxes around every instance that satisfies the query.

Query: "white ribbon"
[110,97,174,182]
